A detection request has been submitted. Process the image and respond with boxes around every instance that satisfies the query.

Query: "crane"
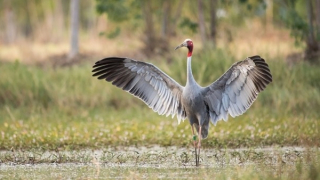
[92,39,272,166]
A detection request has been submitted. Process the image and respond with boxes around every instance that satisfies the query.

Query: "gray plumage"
[92,55,272,139]
[92,39,272,166]
[92,57,187,122]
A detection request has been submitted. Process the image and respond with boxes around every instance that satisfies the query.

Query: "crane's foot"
[193,135,198,166]
[191,124,199,166]
[197,141,201,166]
[193,136,201,166]
[196,126,202,166]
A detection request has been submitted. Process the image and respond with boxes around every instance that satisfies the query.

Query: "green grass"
[0,50,319,150]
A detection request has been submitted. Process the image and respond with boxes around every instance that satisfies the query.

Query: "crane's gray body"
[182,57,210,138]
[92,55,272,140]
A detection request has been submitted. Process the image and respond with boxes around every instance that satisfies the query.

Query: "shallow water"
[0,146,319,179]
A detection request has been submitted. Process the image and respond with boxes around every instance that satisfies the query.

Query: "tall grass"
[0,50,319,150]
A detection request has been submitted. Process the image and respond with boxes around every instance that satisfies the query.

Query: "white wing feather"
[202,56,272,126]
[92,57,187,123]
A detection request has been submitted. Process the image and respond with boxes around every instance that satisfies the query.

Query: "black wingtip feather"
[92,57,128,78]
[93,57,126,67]
[250,56,272,83]
[247,55,273,92]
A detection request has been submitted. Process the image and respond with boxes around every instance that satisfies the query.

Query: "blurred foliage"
[179,17,198,34]
[0,61,52,108]
[96,0,129,22]
[2,0,319,59]
[99,26,121,39]
[0,0,271,43]
[219,0,267,25]
[275,0,308,45]
[275,0,320,61]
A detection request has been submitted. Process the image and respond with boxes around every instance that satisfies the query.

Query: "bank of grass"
[0,50,319,150]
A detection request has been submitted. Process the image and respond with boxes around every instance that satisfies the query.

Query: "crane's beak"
[175,42,187,50]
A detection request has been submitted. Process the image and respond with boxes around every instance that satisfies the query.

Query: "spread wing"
[201,56,272,125]
[92,57,187,123]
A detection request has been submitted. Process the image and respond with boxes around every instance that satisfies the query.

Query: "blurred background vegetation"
[1,0,320,62]
[0,0,319,150]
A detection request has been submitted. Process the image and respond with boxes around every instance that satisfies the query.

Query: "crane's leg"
[191,124,198,166]
[197,126,202,166]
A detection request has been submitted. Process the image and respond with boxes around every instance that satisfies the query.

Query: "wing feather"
[92,57,187,122]
[202,56,272,125]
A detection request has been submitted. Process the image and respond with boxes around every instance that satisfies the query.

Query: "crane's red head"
[175,39,193,57]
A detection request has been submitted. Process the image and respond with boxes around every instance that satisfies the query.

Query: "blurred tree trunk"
[69,0,79,60]
[171,0,183,36]
[209,0,217,47]
[265,0,273,30]
[86,1,96,36]
[4,0,16,44]
[316,0,320,47]
[142,1,156,56]
[305,0,319,61]
[198,0,207,47]
[160,0,171,53]
[54,0,65,41]
[24,1,33,38]
[161,0,170,39]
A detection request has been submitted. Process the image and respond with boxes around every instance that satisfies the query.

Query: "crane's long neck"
[186,56,196,86]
